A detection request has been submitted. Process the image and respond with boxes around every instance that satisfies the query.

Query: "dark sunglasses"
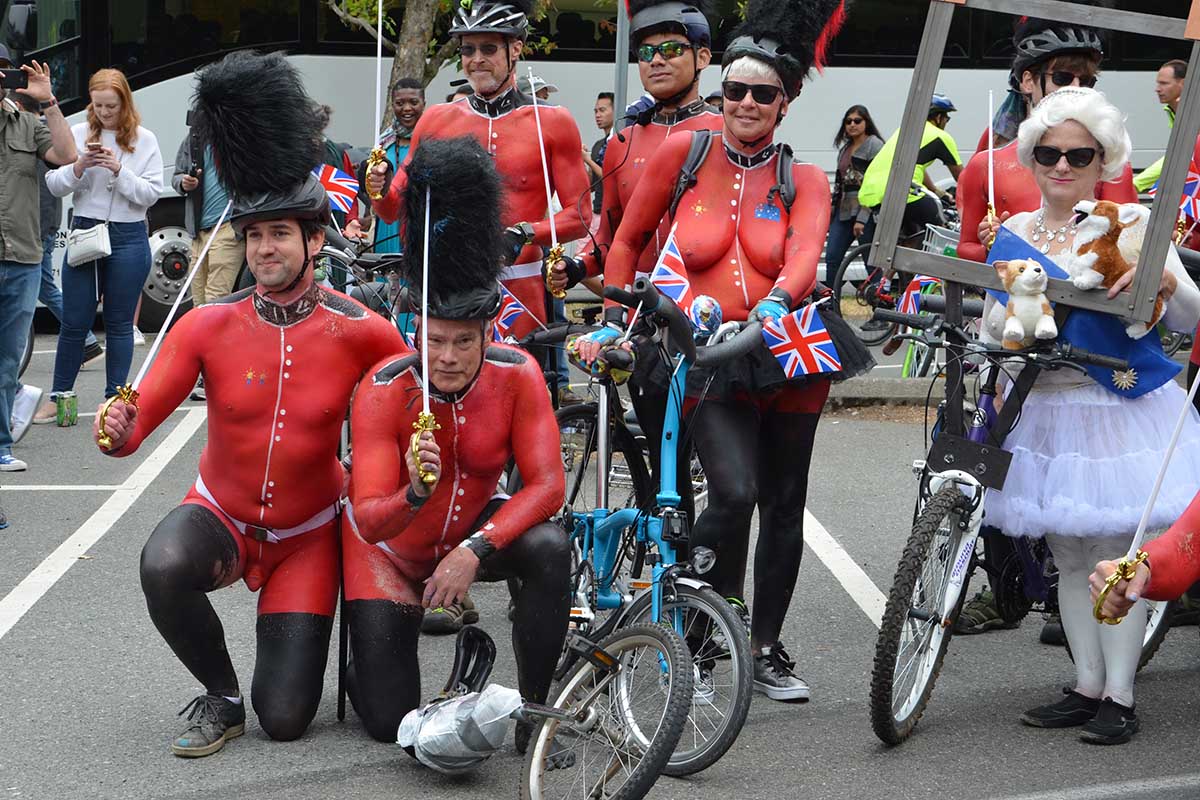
[636,41,694,63]
[722,81,784,105]
[459,42,502,58]
[1046,70,1098,89]
[1032,146,1099,168]
[844,117,864,125]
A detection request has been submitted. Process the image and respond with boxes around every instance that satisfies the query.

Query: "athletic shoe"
[32,399,57,425]
[189,376,206,402]
[753,642,810,702]
[133,327,146,346]
[0,455,27,472]
[1020,688,1100,728]
[9,384,42,445]
[954,589,1019,635]
[708,597,751,660]
[1080,698,1138,745]
[1039,613,1066,646]
[81,341,105,367]
[0,503,7,529]
[557,386,584,406]
[172,693,246,758]
[422,594,479,635]
[693,665,717,707]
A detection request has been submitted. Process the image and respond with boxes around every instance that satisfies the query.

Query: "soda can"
[56,391,78,427]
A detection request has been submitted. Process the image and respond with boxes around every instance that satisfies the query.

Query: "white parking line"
[804,509,887,628]
[0,408,207,642]
[991,773,1200,800]
[0,485,122,491]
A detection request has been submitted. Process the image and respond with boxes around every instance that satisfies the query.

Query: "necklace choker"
[467,87,524,119]
[723,139,778,169]
[253,283,321,327]
[1031,209,1078,254]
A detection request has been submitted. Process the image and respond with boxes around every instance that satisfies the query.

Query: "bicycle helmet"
[448,0,533,41]
[403,137,505,322]
[230,174,332,235]
[721,0,847,100]
[929,93,956,115]
[627,0,712,49]
[1009,17,1103,90]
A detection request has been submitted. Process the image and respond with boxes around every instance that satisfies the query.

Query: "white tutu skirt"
[983,380,1200,539]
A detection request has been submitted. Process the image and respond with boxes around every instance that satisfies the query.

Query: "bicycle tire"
[621,584,753,776]
[829,243,895,347]
[18,320,33,379]
[870,483,973,745]
[1063,599,1175,672]
[521,623,693,800]
[557,403,653,515]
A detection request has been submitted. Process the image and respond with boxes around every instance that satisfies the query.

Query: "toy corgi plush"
[997,259,1057,350]
[1070,200,1161,339]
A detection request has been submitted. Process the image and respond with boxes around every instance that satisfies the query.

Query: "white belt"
[195,473,339,543]
[344,501,400,557]
[500,260,543,281]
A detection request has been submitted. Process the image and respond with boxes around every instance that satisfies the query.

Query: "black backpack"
[667,130,796,221]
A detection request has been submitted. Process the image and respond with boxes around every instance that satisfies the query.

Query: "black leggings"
[139,505,333,741]
[347,517,571,742]
[689,400,820,647]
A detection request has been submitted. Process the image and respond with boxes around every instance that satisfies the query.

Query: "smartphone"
[0,69,28,90]
[86,141,103,151]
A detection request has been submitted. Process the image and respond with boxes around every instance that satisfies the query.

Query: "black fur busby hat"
[626,0,714,48]
[402,137,505,321]
[449,0,535,40]
[722,0,847,100]
[192,51,330,232]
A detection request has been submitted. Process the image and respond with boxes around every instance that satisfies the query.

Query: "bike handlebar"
[599,347,635,371]
[872,309,937,330]
[1056,343,1129,372]
[603,285,641,310]
[916,294,985,319]
[518,322,599,347]
[1176,244,1200,281]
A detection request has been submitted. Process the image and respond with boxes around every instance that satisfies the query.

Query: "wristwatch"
[514,221,535,246]
[38,97,58,111]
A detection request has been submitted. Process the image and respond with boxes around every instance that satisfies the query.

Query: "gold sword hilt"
[366,146,387,201]
[545,244,567,300]
[96,384,140,451]
[412,411,442,485]
[1092,550,1149,624]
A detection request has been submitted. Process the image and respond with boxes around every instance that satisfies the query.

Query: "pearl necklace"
[1031,210,1078,254]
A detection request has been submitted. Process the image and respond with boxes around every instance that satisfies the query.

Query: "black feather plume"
[403,137,505,303]
[727,0,846,85]
[627,0,715,19]
[192,51,324,201]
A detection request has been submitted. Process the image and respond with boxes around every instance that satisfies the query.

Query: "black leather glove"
[544,254,587,291]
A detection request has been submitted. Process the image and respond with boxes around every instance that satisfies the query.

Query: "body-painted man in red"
[364,0,589,340]
[344,137,568,751]
[961,15,1137,263]
[93,53,406,758]
[579,0,872,704]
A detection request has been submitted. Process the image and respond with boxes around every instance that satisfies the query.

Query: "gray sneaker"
[753,643,810,702]
[422,594,480,635]
[171,693,246,758]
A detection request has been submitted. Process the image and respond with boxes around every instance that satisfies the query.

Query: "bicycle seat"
[437,626,498,700]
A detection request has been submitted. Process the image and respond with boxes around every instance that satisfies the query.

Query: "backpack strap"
[766,143,796,213]
[668,130,717,221]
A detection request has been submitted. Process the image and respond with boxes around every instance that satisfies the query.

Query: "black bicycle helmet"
[1009,17,1104,90]
[448,0,533,41]
[721,0,846,100]
[627,0,712,49]
[403,137,505,322]
[230,174,332,235]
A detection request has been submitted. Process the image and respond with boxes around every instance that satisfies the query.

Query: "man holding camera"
[0,47,78,471]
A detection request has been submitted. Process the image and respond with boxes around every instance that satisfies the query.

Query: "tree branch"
[425,38,459,85]
[325,1,398,52]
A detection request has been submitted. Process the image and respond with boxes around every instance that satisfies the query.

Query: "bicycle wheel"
[828,243,894,347]
[557,403,653,515]
[1063,599,1175,672]
[620,583,753,775]
[870,484,973,745]
[521,623,693,800]
[18,320,34,379]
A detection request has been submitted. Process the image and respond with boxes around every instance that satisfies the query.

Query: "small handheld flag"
[313,165,360,214]
[649,228,693,314]
[762,305,842,377]
[897,275,940,315]
[494,284,531,342]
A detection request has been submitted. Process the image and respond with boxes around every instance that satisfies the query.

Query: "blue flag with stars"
[986,226,1178,399]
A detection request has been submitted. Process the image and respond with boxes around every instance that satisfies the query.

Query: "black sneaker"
[1020,688,1100,728]
[1039,613,1066,646]
[753,642,810,702]
[1080,698,1138,745]
[81,341,105,367]
[171,693,246,757]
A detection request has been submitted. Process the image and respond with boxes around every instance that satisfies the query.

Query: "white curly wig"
[1016,87,1130,182]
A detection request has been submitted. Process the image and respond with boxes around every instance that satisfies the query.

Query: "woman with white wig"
[982,86,1200,744]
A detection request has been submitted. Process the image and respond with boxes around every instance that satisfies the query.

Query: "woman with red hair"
[43,68,162,416]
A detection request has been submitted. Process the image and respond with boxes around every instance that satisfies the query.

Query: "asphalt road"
[3,333,1200,800]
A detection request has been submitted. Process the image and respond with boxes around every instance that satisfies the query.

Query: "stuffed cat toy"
[997,259,1057,350]
[1069,199,1161,339]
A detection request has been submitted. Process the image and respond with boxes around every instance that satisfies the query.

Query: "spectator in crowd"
[516,73,557,101]
[826,104,884,290]
[42,68,162,421]
[0,49,77,471]
[705,87,723,111]
[173,99,244,401]
[445,84,472,103]
[1133,59,1186,193]
[583,92,614,218]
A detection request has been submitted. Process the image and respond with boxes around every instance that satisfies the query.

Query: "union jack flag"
[762,305,842,377]
[1148,169,1200,221]
[493,284,528,341]
[312,165,360,214]
[649,231,693,313]
[897,275,941,315]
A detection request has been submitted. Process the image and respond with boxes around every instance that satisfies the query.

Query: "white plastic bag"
[396,684,524,774]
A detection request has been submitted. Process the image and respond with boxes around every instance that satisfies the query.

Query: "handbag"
[66,155,121,267]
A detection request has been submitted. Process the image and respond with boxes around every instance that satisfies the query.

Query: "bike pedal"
[628,579,652,591]
[912,459,927,476]
[569,606,595,624]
